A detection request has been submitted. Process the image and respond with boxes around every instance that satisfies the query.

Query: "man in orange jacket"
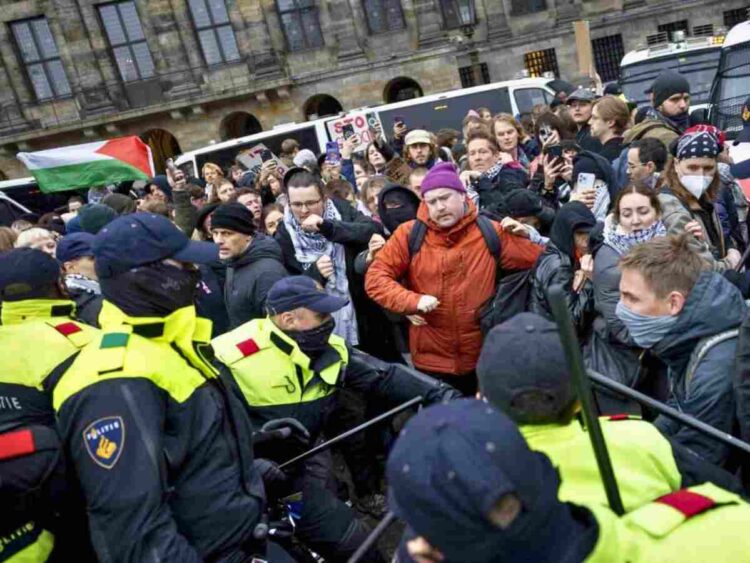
[365,162,543,394]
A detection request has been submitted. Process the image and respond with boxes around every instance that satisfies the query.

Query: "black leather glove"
[254,458,289,500]
[258,417,311,448]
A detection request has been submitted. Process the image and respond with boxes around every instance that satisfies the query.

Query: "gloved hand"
[259,418,311,448]
[254,458,289,500]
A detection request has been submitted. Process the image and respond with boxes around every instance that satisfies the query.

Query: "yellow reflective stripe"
[0,526,53,563]
[0,321,95,388]
[0,299,74,326]
[193,317,213,343]
[53,333,205,411]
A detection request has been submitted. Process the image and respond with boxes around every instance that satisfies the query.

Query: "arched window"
[140,129,182,174]
[303,94,343,120]
[383,77,423,103]
[220,112,263,141]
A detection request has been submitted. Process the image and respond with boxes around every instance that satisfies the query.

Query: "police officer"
[0,248,98,561]
[388,400,750,563]
[475,313,742,511]
[49,214,273,561]
[212,275,460,562]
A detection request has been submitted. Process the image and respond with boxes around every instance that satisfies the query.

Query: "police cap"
[476,312,575,424]
[93,213,219,278]
[56,232,95,263]
[266,275,348,315]
[0,248,61,301]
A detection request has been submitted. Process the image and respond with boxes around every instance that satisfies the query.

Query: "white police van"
[174,77,555,176]
[620,30,724,111]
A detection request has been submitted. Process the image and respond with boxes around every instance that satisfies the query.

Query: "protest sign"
[326,112,383,152]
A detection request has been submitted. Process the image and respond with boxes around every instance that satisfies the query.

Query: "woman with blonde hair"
[202,162,224,201]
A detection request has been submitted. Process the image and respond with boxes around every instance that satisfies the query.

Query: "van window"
[513,88,554,114]
[0,182,79,219]
[378,88,512,136]
[194,125,322,172]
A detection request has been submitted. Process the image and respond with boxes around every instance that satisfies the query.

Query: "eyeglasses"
[290,199,322,210]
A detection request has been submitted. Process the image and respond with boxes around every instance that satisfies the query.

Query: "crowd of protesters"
[4,67,750,562]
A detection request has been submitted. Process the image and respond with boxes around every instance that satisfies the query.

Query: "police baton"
[548,286,625,516]
[278,395,423,471]
[735,244,750,272]
[587,368,750,456]
[347,511,397,563]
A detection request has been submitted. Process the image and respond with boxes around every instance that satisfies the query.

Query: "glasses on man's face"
[290,199,322,210]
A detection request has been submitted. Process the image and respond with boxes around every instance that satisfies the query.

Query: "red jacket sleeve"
[365,222,423,315]
[496,224,544,270]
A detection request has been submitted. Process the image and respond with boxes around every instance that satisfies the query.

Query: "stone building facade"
[0,0,746,178]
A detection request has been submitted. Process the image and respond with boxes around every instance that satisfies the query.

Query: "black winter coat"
[530,202,597,332]
[584,243,642,386]
[224,235,288,329]
[196,261,229,337]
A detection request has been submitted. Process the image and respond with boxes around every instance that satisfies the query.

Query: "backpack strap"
[408,215,502,261]
[407,219,428,258]
[475,214,501,260]
[684,329,739,393]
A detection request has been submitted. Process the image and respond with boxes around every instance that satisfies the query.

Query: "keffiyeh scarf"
[283,200,359,345]
[604,216,667,256]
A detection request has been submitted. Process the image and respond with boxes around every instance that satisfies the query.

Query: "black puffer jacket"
[584,242,642,386]
[224,235,288,329]
[530,202,597,332]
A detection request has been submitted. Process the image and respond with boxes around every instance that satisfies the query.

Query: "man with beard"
[624,70,691,148]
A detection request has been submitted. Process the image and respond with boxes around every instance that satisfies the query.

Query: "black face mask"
[382,205,418,234]
[101,262,200,318]
[285,317,335,357]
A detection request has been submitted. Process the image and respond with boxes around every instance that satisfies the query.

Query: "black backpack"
[407,214,533,335]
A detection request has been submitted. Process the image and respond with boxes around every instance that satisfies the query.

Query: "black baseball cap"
[731,158,750,181]
[0,248,61,301]
[505,190,555,228]
[476,313,575,424]
[266,275,348,315]
[93,213,219,278]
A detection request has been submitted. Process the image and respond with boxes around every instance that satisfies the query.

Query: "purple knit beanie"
[420,162,466,197]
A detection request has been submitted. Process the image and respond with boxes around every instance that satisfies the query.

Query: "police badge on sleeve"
[83,416,125,469]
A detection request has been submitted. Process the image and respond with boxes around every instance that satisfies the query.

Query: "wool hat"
[572,150,613,187]
[78,204,117,235]
[210,202,256,236]
[420,162,466,197]
[651,70,690,109]
[102,193,137,215]
[293,149,318,170]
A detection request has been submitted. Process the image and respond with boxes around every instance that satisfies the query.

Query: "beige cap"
[404,129,433,146]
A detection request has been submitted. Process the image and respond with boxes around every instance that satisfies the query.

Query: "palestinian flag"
[17,136,154,193]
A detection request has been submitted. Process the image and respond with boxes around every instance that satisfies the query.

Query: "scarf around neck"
[283,200,359,345]
[604,216,667,256]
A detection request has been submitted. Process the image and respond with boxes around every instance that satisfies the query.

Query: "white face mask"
[680,175,712,199]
